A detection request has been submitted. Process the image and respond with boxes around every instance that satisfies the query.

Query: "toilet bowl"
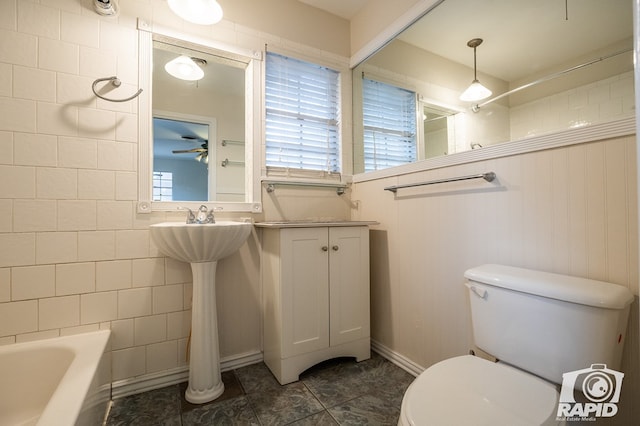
[398,355,560,425]
[398,264,633,426]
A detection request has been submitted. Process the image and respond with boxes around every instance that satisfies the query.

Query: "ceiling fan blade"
[172,148,206,154]
[182,135,208,143]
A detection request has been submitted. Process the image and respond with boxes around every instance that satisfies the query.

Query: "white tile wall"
[0,300,37,335]
[14,133,57,166]
[146,340,178,373]
[56,262,95,295]
[112,346,146,381]
[0,268,10,302]
[511,72,635,139]
[0,98,36,132]
[39,295,80,329]
[77,231,115,261]
[0,132,13,163]
[96,260,132,291]
[13,200,57,232]
[81,291,117,324]
[134,314,166,346]
[12,265,55,300]
[118,288,152,319]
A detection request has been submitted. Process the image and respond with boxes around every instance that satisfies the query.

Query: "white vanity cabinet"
[258,223,373,385]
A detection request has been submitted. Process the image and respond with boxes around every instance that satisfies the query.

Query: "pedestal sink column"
[185,260,224,404]
[148,221,252,404]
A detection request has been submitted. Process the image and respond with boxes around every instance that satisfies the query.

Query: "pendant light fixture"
[165,56,206,81]
[459,38,492,102]
[168,0,223,25]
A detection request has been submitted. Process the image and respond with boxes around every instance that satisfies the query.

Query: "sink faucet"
[186,205,216,224]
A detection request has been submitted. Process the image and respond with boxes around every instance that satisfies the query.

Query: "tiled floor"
[106,353,415,425]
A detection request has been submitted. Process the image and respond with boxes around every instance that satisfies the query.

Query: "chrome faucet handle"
[205,210,216,224]
[186,208,196,224]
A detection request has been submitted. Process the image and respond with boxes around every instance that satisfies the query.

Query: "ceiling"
[298,0,369,20]
[300,0,631,83]
[153,44,245,96]
[397,0,632,82]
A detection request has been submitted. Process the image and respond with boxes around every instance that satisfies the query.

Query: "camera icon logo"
[556,364,624,420]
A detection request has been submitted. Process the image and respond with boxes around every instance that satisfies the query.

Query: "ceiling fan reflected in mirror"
[172,135,209,163]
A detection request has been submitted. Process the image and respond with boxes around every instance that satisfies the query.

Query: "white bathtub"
[0,330,111,426]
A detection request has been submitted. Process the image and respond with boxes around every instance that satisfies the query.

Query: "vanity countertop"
[255,220,378,228]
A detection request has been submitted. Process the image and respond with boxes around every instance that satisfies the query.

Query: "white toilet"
[399,264,634,426]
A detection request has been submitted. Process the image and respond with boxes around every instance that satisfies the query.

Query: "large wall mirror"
[353,0,633,174]
[137,21,262,213]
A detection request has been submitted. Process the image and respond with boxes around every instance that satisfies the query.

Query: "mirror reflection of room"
[152,41,246,202]
[353,0,633,174]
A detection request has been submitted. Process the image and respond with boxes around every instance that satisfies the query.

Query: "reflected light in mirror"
[459,80,492,102]
[168,0,223,25]
[165,55,205,81]
[459,38,491,102]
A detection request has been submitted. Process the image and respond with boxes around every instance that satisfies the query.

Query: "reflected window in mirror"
[362,78,417,172]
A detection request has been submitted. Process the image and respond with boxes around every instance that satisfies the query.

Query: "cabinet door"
[329,226,371,346]
[281,227,330,358]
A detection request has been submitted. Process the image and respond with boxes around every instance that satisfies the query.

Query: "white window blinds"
[265,52,340,173]
[362,78,417,172]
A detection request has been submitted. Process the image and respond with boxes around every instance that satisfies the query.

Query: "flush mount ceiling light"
[164,56,206,81]
[459,38,492,102]
[93,0,118,16]
[168,0,223,25]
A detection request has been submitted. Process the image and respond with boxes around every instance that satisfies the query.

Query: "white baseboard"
[111,343,422,399]
[111,350,263,399]
[371,339,425,377]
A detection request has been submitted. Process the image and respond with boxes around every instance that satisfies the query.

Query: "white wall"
[0,0,350,394]
[352,132,639,421]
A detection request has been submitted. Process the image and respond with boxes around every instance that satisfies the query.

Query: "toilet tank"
[464,264,634,385]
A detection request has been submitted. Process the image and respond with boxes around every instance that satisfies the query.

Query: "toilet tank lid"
[464,264,634,309]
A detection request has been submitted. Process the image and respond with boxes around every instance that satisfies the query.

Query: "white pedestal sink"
[150,221,252,404]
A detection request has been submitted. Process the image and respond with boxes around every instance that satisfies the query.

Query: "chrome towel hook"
[91,76,142,102]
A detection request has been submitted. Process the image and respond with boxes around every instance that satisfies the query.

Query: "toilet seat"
[399,355,560,426]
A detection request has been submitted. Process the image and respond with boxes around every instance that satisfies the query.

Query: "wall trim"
[371,339,424,377]
[111,350,263,399]
[353,117,636,183]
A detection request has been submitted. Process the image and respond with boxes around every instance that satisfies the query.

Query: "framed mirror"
[137,20,263,213]
[352,0,633,174]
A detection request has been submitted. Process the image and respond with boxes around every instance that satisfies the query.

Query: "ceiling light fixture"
[93,0,118,16]
[167,0,223,25]
[459,38,492,102]
[164,56,206,81]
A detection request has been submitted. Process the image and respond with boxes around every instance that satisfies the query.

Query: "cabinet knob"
[321,246,328,251]
[332,245,339,251]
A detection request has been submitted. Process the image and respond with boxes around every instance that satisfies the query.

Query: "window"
[362,78,417,172]
[153,171,173,201]
[265,52,340,173]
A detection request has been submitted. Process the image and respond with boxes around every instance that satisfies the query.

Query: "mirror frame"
[136,19,263,214]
